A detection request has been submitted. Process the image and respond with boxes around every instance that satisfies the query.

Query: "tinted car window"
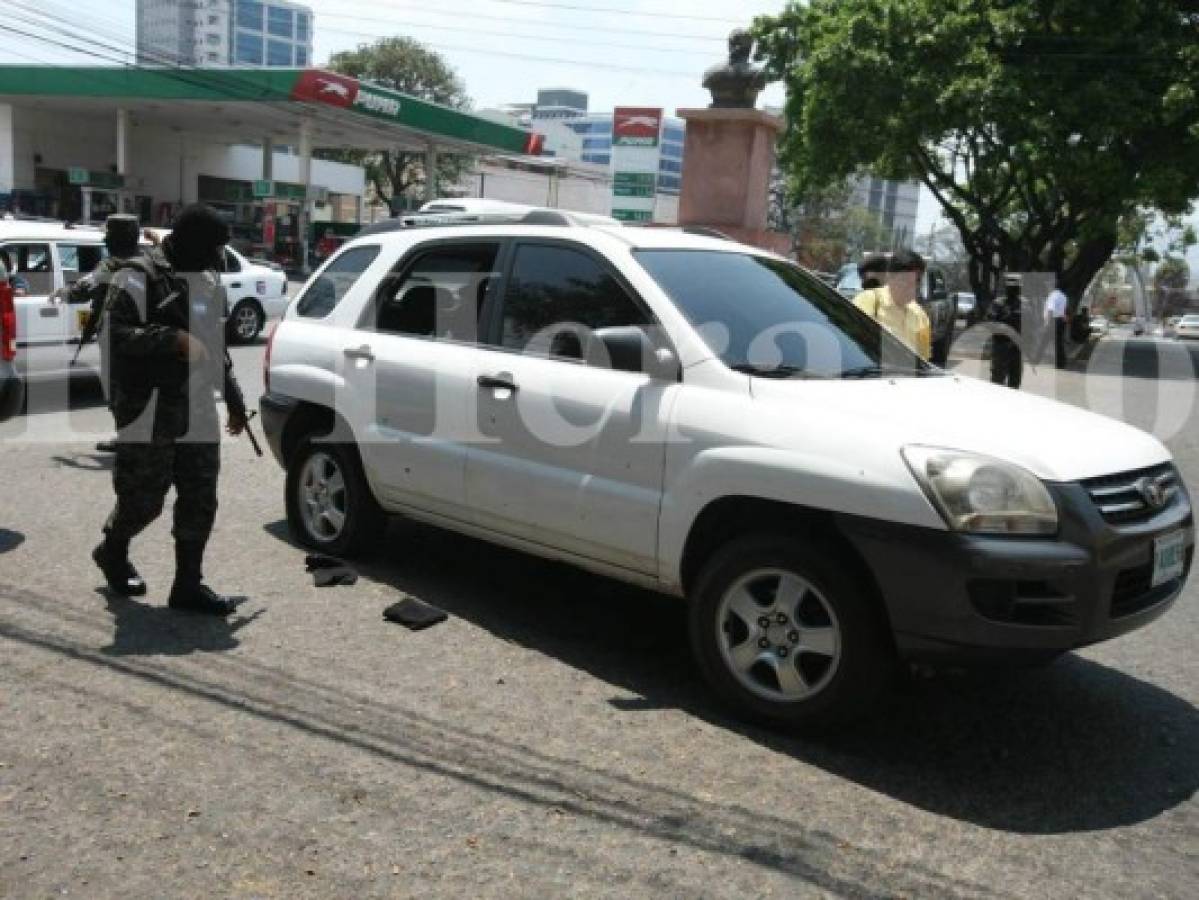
[636,250,931,377]
[500,244,650,357]
[374,243,498,342]
[223,248,242,273]
[1,243,54,295]
[59,244,106,284]
[295,245,380,318]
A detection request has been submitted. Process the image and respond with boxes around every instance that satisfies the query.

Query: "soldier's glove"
[226,408,248,437]
[177,332,209,363]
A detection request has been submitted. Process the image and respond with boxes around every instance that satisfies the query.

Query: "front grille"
[1110,547,1193,618]
[1081,463,1180,525]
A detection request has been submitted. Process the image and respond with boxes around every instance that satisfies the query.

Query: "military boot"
[168,540,237,616]
[92,536,148,597]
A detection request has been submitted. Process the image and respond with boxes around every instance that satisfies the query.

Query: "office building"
[848,175,921,250]
[136,0,313,68]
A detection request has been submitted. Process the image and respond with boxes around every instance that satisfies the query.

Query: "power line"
[375,0,750,25]
[317,15,713,56]
[322,3,727,44]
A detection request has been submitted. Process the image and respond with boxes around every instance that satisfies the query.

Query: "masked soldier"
[62,214,142,453]
[91,204,248,615]
[989,274,1028,389]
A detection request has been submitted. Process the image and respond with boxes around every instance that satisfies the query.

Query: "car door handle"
[231,282,242,289]
[343,345,375,362]
[40,307,60,317]
[478,374,518,392]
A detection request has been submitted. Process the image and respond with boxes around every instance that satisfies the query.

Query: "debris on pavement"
[383,597,448,631]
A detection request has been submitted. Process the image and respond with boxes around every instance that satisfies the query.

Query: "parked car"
[1176,314,1199,340]
[262,211,1193,730]
[145,230,290,345]
[833,260,956,365]
[220,245,289,344]
[1089,314,1109,337]
[953,291,976,320]
[0,254,23,422]
[0,220,109,385]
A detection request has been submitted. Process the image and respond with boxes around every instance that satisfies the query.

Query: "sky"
[0,0,1007,246]
[0,0,790,112]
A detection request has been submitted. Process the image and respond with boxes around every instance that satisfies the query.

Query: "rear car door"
[345,239,502,521]
[466,240,675,574]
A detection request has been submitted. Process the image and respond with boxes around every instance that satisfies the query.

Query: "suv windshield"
[635,250,934,378]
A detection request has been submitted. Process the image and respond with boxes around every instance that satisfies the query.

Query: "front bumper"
[838,482,1194,663]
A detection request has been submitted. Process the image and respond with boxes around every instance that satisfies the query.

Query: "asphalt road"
[1,337,1197,898]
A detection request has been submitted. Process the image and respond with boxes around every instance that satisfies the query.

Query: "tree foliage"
[323,37,473,207]
[754,0,1199,308]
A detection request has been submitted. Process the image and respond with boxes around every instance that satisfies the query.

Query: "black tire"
[227,300,264,345]
[689,534,894,731]
[285,437,386,558]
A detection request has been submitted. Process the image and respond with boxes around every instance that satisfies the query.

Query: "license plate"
[77,309,91,331]
[1152,530,1187,587]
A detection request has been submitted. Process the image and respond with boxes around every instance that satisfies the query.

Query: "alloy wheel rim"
[298,452,347,541]
[235,305,259,339]
[716,568,841,703]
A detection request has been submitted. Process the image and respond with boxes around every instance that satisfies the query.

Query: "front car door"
[466,240,676,575]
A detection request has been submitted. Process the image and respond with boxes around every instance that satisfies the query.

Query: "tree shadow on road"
[99,590,263,657]
[262,517,1198,836]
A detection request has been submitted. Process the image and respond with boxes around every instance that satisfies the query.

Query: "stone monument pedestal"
[675,107,789,254]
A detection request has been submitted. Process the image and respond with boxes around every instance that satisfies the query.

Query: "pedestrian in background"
[988,274,1027,389]
[92,204,248,615]
[1037,277,1069,369]
[853,249,932,360]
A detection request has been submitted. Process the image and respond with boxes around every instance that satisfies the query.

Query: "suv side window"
[295,245,380,318]
[59,244,106,285]
[2,243,54,295]
[222,248,242,274]
[373,242,499,342]
[499,243,651,358]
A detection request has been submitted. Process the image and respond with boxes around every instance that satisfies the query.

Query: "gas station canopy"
[0,65,539,155]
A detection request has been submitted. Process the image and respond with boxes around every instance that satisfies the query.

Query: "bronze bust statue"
[702,29,769,109]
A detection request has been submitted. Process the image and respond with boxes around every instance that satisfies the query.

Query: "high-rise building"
[848,175,921,250]
[136,0,313,68]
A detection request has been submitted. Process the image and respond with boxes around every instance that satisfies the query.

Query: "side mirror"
[592,326,680,380]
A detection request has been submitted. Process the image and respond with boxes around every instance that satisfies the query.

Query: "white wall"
[12,106,120,189]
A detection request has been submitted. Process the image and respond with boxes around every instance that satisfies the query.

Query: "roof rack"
[356,205,621,238]
[681,226,733,241]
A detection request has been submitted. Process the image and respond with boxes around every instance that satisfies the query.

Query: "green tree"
[754,1,1199,309]
[1155,255,1190,290]
[323,37,474,207]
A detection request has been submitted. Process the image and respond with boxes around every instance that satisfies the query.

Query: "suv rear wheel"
[286,438,385,557]
[689,535,893,730]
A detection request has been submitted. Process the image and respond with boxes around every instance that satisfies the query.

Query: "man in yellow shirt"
[852,250,932,360]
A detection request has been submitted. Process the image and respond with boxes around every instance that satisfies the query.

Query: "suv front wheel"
[285,438,385,557]
[689,535,893,730]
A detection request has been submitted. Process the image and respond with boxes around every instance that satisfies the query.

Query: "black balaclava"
[164,204,230,273]
[104,214,140,258]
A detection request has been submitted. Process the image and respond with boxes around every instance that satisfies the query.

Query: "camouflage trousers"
[103,439,220,545]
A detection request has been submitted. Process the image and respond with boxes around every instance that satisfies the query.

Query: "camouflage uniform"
[102,245,246,549]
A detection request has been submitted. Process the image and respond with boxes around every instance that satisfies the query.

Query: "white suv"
[261,212,1194,728]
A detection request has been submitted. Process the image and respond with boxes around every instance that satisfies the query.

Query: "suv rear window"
[295,245,380,318]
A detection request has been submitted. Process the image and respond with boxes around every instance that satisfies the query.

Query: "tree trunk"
[1060,234,1118,312]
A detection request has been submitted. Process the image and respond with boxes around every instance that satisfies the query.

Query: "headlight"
[902,446,1058,535]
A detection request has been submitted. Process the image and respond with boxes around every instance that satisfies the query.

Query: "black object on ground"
[383,597,449,631]
[305,553,344,571]
[314,567,358,588]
